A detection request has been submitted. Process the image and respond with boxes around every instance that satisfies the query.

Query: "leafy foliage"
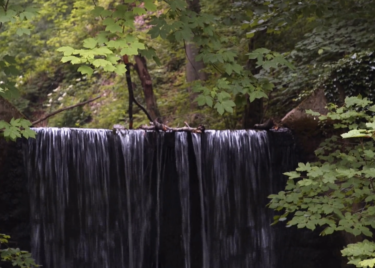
[0,0,37,98]
[269,96,375,266]
[0,234,39,268]
[54,0,293,116]
[240,0,375,116]
[0,118,35,141]
[56,2,153,76]
[0,0,36,141]
[146,1,294,115]
[1,0,374,128]
[322,52,375,104]
[342,240,375,268]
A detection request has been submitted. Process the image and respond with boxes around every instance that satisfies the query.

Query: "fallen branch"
[31,95,102,126]
[138,121,205,133]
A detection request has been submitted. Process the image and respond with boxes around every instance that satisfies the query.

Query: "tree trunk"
[133,55,161,120]
[185,0,206,91]
[185,43,206,83]
[242,98,263,129]
[242,30,267,129]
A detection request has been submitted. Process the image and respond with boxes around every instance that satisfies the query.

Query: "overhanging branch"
[31,95,101,126]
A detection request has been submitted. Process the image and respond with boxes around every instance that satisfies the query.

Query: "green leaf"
[322,173,336,183]
[92,59,112,68]
[16,28,30,36]
[77,65,93,76]
[298,179,314,186]
[368,105,375,112]
[214,103,225,115]
[196,95,206,106]
[296,162,311,172]
[322,227,334,235]
[114,64,126,75]
[19,9,36,20]
[262,59,280,70]
[144,0,157,11]
[308,167,323,178]
[232,63,243,74]
[133,7,146,15]
[273,55,295,69]
[306,110,321,116]
[0,120,10,129]
[10,118,22,127]
[247,52,260,60]
[284,171,300,179]
[345,96,371,107]
[217,91,231,102]
[18,118,31,128]
[106,39,129,49]
[103,64,116,72]
[0,9,16,23]
[96,32,109,44]
[92,6,112,17]
[3,55,16,64]
[3,126,21,141]
[342,130,371,139]
[359,259,375,268]
[364,150,375,159]
[57,46,75,56]
[22,128,36,139]
[3,65,19,76]
[106,23,123,33]
[120,47,139,56]
[253,48,270,54]
[93,47,113,56]
[249,91,267,102]
[103,18,123,33]
[61,56,83,64]
[205,96,213,107]
[83,38,98,49]
[75,49,96,59]
[366,121,375,130]
[106,54,119,64]
[175,27,193,41]
[222,100,235,113]
[224,64,233,75]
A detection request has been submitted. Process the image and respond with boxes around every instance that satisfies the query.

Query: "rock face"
[282,88,328,132]
[281,89,328,161]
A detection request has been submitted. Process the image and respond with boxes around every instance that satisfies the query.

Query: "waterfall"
[23,128,296,268]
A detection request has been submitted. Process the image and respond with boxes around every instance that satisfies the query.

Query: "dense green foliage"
[0,234,39,268]
[269,97,375,267]
[1,0,298,129]
[1,0,375,127]
[0,0,36,141]
[0,118,35,141]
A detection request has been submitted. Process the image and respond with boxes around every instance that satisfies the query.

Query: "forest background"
[2,0,375,267]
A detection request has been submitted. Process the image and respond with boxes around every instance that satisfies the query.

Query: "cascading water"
[23,128,297,268]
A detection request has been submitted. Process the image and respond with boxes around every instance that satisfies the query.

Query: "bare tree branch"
[31,95,101,126]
